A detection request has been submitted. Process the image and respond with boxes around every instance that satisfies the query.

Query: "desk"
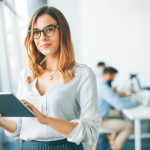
[122,105,150,150]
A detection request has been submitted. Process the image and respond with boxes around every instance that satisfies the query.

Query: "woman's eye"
[47,27,54,32]
[34,31,40,34]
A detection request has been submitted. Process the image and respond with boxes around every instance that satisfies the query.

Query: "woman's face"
[33,14,60,56]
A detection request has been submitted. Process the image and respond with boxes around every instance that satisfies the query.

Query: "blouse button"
[80,64,86,66]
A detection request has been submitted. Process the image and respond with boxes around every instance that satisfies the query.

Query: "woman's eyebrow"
[33,28,39,30]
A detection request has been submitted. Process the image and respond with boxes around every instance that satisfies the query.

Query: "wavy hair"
[24,6,75,86]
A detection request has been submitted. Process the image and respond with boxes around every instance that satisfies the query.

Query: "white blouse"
[5,64,101,145]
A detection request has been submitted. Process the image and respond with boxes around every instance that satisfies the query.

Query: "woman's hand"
[0,114,17,133]
[21,100,48,125]
[21,100,79,137]
[0,114,4,126]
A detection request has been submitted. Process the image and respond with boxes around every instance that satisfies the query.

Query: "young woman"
[0,6,101,150]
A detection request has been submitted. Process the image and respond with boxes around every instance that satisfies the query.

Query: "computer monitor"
[130,74,141,92]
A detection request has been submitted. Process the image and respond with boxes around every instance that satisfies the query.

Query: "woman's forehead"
[34,14,57,29]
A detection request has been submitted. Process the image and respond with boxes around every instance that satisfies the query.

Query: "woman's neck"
[45,53,60,71]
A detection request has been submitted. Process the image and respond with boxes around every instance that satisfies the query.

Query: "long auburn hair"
[24,6,75,86]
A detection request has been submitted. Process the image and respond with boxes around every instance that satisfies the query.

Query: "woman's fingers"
[20,100,46,124]
[21,100,38,116]
[21,100,35,112]
[21,100,30,105]
[21,100,27,103]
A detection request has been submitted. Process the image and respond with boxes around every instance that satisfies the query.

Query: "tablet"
[0,92,36,117]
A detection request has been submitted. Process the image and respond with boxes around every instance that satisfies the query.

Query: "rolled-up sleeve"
[5,117,22,138]
[5,70,23,138]
[63,67,101,145]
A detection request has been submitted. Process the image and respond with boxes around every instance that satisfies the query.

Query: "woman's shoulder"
[73,64,97,90]
[72,63,94,76]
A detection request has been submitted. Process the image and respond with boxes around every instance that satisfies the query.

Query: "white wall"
[79,0,150,88]
[48,0,150,88]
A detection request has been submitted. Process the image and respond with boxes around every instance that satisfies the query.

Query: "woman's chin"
[42,50,59,56]
[40,48,59,56]
[42,50,53,56]
[43,51,57,56]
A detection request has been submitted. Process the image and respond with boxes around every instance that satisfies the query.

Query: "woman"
[0,6,101,150]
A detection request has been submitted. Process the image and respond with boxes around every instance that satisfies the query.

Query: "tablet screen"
[0,92,36,117]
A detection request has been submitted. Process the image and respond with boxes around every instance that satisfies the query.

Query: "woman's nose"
[40,31,48,41]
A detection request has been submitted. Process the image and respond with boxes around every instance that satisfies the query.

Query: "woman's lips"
[40,44,51,48]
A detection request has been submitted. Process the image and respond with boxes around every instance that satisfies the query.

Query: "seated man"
[97,67,138,150]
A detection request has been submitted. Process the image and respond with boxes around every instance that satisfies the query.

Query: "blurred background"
[0,0,150,150]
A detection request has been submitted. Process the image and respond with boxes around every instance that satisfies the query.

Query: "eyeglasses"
[28,24,60,39]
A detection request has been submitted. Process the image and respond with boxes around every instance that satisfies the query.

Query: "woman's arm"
[0,114,17,133]
[46,117,79,136]
[22,100,78,136]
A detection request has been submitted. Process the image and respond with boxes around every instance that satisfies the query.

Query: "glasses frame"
[28,24,60,39]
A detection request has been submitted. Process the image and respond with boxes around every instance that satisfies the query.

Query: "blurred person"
[97,67,138,150]
[96,62,105,77]
[0,6,101,150]
[96,62,117,91]
[105,67,130,97]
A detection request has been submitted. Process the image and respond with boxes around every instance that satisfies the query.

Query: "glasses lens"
[33,30,40,39]
[28,31,31,36]
[44,26,55,37]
